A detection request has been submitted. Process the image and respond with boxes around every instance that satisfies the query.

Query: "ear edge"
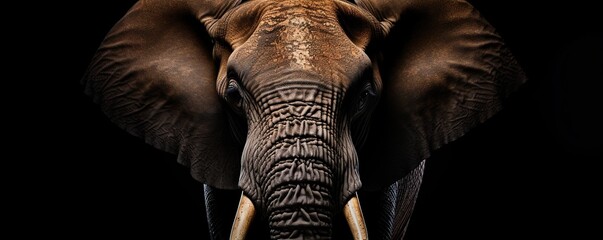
[81,0,244,190]
[358,0,527,190]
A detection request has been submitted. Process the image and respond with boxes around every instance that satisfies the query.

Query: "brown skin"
[83,0,526,239]
[212,2,379,238]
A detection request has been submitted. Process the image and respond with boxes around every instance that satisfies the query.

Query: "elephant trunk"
[230,193,368,240]
[236,86,365,239]
[261,122,368,239]
[267,184,333,239]
[264,134,337,239]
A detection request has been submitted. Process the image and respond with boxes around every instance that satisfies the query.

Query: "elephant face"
[218,0,376,208]
[211,2,381,237]
[83,0,525,239]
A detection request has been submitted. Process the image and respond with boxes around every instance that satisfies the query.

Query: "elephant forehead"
[231,0,369,89]
[275,14,316,71]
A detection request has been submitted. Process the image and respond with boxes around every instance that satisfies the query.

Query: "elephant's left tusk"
[343,193,369,240]
[230,193,255,240]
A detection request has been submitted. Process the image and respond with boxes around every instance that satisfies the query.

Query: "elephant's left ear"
[82,0,243,189]
[356,0,527,190]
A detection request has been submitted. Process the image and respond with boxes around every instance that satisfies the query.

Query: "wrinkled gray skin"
[83,0,525,239]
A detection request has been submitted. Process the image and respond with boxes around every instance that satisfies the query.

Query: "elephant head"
[83,0,525,239]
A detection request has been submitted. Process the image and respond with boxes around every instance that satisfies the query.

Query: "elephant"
[82,0,526,239]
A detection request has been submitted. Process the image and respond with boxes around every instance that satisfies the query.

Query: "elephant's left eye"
[356,83,376,113]
[226,79,243,112]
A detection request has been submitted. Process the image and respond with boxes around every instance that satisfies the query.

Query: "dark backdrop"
[18,0,601,239]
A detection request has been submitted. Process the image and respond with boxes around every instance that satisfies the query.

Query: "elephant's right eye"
[226,79,243,112]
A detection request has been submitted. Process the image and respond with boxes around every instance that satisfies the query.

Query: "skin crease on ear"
[82,0,526,239]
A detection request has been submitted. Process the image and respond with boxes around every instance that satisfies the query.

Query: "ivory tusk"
[230,193,255,240]
[343,193,369,240]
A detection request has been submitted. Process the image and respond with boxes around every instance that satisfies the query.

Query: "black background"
[14,0,601,239]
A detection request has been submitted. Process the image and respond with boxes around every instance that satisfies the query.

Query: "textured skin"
[357,0,527,190]
[392,160,425,239]
[205,161,425,239]
[81,0,244,189]
[358,160,425,240]
[210,1,379,238]
[203,185,239,240]
[83,0,525,239]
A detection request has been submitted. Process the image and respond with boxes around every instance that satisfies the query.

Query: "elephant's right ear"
[356,0,527,190]
[82,0,243,189]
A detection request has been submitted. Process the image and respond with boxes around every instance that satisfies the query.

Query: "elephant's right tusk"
[344,193,369,240]
[230,193,255,240]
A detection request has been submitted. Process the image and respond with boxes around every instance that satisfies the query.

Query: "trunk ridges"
[267,183,334,239]
[261,133,338,239]
[270,227,332,240]
[253,110,340,208]
[262,136,337,238]
[263,155,335,193]
[267,182,333,210]
[238,85,361,239]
